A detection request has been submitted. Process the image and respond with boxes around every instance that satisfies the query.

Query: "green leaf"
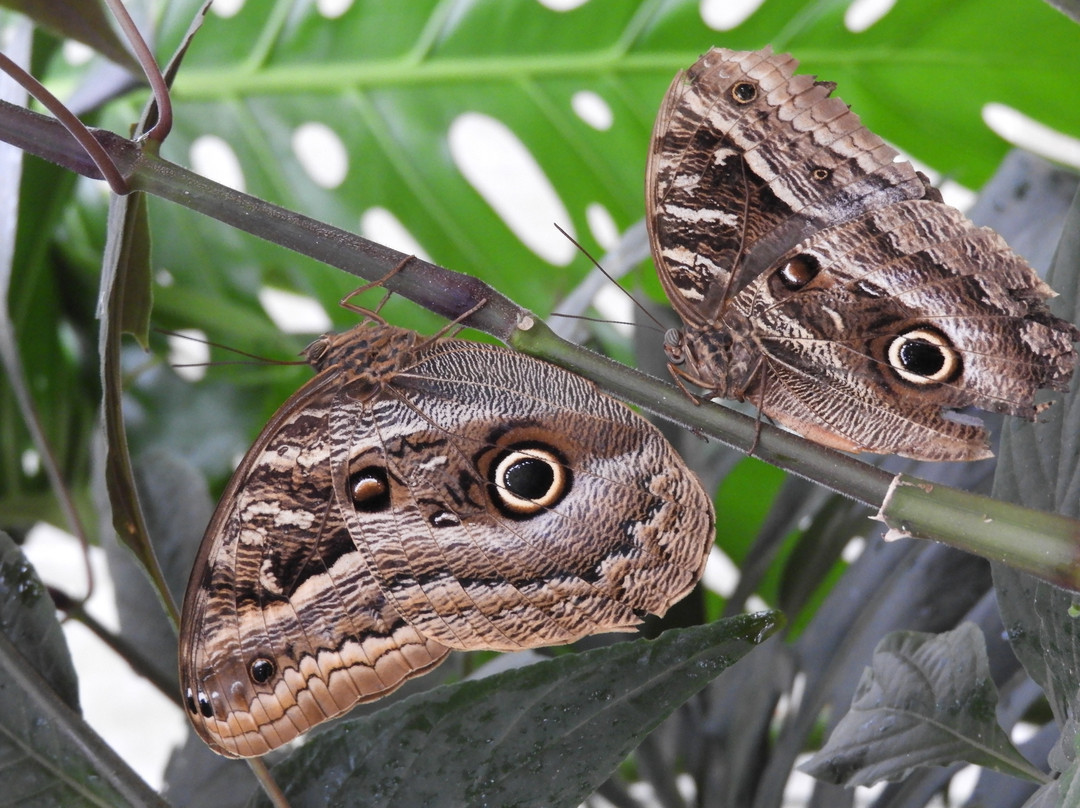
[0,635,169,807]
[118,0,1080,361]
[250,612,782,808]
[801,623,1046,787]
[100,187,180,624]
[991,183,1080,802]
[0,534,168,807]
[0,530,78,709]
[1022,728,1080,807]
[1,0,141,71]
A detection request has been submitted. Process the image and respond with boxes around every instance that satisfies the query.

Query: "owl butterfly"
[647,47,1079,461]
[179,317,715,757]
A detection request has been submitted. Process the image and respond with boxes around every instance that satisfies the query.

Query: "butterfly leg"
[667,362,710,403]
[339,255,420,320]
[746,369,770,456]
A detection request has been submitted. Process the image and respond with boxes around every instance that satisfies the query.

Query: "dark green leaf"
[1039,769,1080,807]
[0,530,78,709]
[251,612,782,808]
[801,623,1045,786]
[1022,737,1080,808]
[992,182,1080,802]
[0,600,167,807]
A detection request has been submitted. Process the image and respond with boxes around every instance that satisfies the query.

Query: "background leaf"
[990,179,1080,807]
[0,0,140,71]
[253,612,782,808]
[0,534,167,808]
[801,623,1045,786]
[0,531,78,709]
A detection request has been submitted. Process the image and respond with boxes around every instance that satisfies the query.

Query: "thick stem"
[129,148,527,341]
[877,475,1080,590]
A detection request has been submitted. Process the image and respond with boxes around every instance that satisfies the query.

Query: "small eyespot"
[350,466,391,512]
[488,442,570,518]
[775,254,820,291]
[811,167,831,181]
[730,82,757,103]
[249,657,276,684]
[185,688,198,715]
[886,327,960,384]
[198,692,214,718]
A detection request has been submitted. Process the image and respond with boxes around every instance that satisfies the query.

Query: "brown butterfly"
[646,47,1079,461]
[179,318,715,757]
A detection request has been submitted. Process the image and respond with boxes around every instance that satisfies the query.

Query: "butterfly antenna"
[552,223,668,333]
[554,312,657,331]
[155,328,307,367]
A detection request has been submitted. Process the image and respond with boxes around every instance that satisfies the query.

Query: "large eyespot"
[886,327,961,384]
[730,81,757,103]
[488,442,571,518]
[773,254,820,292]
[249,657,276,684]
[349,466,391,512]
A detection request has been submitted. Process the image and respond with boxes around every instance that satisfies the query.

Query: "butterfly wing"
[179,368,449,758]
[329,339,715,651]
[647,47,1078,459]
[181,325,715,758]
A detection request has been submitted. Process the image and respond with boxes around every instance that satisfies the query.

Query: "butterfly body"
[180,321,714,757]
[648,47,1079,460]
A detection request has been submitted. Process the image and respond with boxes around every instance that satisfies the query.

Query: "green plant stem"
[4,103,1080,591]
[130,147,527,341]
[878,475,1080,591]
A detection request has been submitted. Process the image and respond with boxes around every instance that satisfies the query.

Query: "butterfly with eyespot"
[646,47,1079,461]
[178,312,715,757]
